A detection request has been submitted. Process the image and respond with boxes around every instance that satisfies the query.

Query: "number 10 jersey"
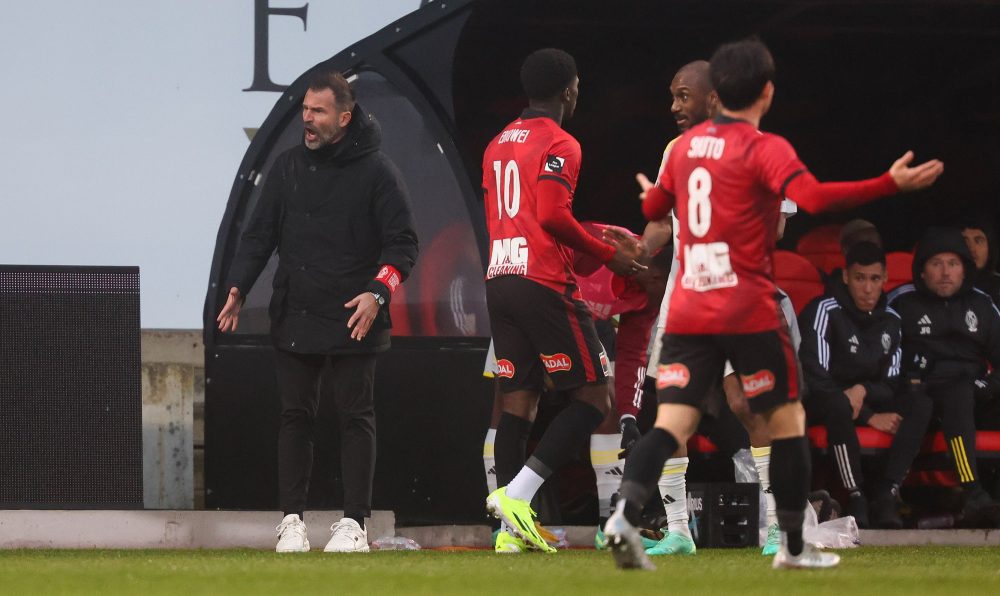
[482,110,583,297]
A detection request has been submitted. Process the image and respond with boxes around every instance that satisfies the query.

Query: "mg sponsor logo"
[496,359,515,378]
[486,236,528,278]
[741,369,776,397]
[657,363,690,389]
[540,353,572,373]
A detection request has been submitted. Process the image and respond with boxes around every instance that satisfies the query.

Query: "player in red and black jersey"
[483,48,645,552]
[604,39,943,571]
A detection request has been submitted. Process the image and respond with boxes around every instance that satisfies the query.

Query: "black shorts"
[655,328,799,414]
[486,275,609,393]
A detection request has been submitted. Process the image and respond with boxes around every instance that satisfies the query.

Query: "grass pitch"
[1,546,999,595]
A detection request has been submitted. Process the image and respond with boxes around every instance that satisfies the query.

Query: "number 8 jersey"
[482,110,583,297]
[649,115,807,335]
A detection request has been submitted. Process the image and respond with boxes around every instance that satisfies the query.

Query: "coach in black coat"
[217,71,418,552]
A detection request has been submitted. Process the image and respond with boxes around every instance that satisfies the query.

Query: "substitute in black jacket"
[217,71,418,553]
[959,218,1000,306]
[872,227,1000,528]
[799,242,902,528]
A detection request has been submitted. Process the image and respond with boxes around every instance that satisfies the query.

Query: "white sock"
[506,466,545,501]
[483,428,497,493]
[752,445,777,528]
[657,457,691,537]
[590,434,624,521]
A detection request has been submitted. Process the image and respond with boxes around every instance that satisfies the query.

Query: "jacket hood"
[831,273,887,320]
[304,102,381,164]
[912,226,977,296]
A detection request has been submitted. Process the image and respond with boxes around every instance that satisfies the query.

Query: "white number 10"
[492,160,521,219]
[687,166,712,238]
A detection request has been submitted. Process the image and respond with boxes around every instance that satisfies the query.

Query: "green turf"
[1,547,999,595]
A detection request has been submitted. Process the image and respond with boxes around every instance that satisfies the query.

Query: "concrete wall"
[141,329,203,509]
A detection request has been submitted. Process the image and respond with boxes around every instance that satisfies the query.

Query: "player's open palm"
[889,150,944,192]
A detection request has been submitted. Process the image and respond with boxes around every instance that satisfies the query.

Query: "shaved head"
[676,60,712,92]
[670,60,718,131]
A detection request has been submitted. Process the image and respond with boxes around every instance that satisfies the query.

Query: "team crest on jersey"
[966,310,978,333]
[657,363,690,389]
[544,154,565,173]
[540,353,572,373]
[496,359,515,378]
[741,369,776,398]
[881,332,892,354]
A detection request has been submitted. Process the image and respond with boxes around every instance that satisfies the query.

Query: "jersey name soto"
[687,136,726,160]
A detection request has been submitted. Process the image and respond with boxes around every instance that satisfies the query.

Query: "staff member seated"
[873,227,1000,528]
[799,242,902,528]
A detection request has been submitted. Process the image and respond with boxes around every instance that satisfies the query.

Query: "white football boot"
[275,514,310,553]
[772,535,840,569]
[604,500,656,571]
[323,518,370,553]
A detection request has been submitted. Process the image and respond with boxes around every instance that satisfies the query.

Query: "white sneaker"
[603,500,656,571]
[275,514,310,553]
[772,541,840,569]
[323,518,370,553]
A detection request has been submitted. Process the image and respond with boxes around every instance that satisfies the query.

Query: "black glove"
[619,416,641,458]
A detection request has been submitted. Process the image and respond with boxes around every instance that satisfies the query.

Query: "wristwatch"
[368,291,385,306]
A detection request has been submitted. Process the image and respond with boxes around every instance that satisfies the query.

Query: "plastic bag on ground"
[371,536,421,550]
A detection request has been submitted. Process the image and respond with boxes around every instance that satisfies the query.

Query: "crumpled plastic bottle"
[371,536,421,551]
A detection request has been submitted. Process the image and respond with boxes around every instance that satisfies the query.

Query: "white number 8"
[492,160,521,219]
[687,166,712,238]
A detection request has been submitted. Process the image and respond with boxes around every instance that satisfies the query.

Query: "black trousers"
[884,381,978,488]
[274,348,377,518]
[805,393,894,493]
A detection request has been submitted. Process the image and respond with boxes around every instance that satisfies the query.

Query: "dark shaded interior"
[452,0,1000,252]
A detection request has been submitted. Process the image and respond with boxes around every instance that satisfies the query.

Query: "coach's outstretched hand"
[603,227,648,276]
[217,287,242,333]
[889,150,944,192]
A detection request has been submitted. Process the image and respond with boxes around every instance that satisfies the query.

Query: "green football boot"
[645,531,697,556]
[486,487,556,553]
[761,523,780,556]
[495,529,528,553]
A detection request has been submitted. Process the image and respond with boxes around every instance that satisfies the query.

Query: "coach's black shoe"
[847,492,870,529]
[870,494,903,529]
[960,487,1000,528]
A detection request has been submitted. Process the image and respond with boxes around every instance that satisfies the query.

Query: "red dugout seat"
[796,224,845,274]
[773,250,825,316]
[884,251,914,292]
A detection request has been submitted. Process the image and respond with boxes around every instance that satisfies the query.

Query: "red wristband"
[375,265,401,294]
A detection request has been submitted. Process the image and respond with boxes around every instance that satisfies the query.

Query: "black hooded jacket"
[798,276,902,424]
[226,103,419,354]
[887,227,1000,393]
[963,219,1000,306]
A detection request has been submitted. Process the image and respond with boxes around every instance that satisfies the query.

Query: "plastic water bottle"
[371,536,421,550]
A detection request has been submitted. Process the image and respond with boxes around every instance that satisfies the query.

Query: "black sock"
[495,412,533,487]
[771,436,810,556]
[619,428,680,525]
[283,511,304,521]
[345,513,365,530]
[529,400,605,475]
